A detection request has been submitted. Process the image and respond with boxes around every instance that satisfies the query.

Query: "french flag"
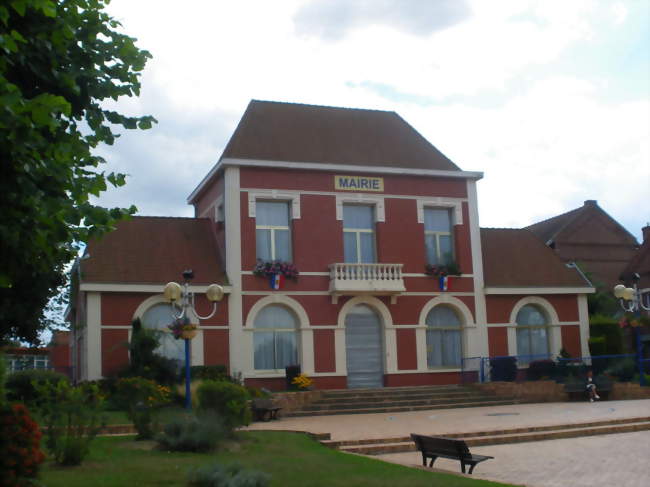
[269,273,284,290]
[439,276,449,291]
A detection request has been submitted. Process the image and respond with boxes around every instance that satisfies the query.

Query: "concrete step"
[314,391,482,405]
[331,417,650,455]
[285,399,519,417]
[299,395,506,412]
[319,385,464,400]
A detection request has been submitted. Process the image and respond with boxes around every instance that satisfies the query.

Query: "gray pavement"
[244,399,650,486]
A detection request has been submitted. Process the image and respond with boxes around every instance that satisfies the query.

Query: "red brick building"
[69,101,594,388]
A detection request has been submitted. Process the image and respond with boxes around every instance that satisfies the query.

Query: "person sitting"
[586,370,600,402]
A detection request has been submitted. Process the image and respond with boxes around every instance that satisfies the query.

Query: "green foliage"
[0,0,155,344]
[121,318,179,386]
[0,402,46,485]
[156,412,226,453]
[525,360,556,381]
[604,357,637,382]
[589,315,624,355]
[489,356,517,382]
[188,462,271,487]
[33,379,104,465]
[196,380,252,430]
[189,365,230,382]
[5,368,69,405]
[115,377,171,440]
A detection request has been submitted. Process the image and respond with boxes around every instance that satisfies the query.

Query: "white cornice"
[187,157,483,204]
[80,283,233,294]
[484,286,595,295]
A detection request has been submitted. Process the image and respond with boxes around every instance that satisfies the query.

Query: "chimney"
[643,224,650,244]
[584,200,597,207]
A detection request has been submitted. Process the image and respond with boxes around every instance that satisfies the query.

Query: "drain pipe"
[566,262,594,288]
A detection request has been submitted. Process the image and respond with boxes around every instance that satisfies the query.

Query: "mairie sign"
[334,175,384,192]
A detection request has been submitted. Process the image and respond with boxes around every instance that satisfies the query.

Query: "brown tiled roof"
[81,217,226,285]
[526,200,637,246]
[221,100,461,171]
[620,238,650,288]
[481,228,589,288]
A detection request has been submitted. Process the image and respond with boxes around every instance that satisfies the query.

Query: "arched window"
[140,303,184,363]
[253,305,298,370]
[426,305,462,367]
[516,304,549,359]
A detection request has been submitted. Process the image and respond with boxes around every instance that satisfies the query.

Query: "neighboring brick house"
[526,200,639,291]
[69,100,594,388]
[619,225,650,292]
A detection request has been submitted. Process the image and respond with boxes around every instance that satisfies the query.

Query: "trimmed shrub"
[156,413,226,452]
[0,403,46,486]
[115,377,171,440]
[489,356,517,382]
[526,360,556,381]
[604,357,637,382]
[196,380,251,430]
[188,462,270,487]
[6,369,69,405]
[0,352,6,403]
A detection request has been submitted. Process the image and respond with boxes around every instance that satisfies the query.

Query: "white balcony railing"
[329,263,405,303]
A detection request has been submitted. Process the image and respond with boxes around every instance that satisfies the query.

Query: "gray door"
[345,304,383,388]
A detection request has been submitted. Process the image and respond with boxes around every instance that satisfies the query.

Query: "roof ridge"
[249,99,397,115]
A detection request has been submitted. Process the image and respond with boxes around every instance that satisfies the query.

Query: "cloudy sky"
[96,0,649,241]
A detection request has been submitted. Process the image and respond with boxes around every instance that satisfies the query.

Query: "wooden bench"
[410,434,494,474]
[564,377,612,401]
[251,398,282,422]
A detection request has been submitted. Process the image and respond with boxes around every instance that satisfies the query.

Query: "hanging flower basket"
[168,319,198,340]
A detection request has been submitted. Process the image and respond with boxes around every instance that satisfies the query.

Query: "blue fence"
[461,353,649,386]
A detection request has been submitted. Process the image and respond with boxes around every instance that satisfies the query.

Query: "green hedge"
[589,314,623,355]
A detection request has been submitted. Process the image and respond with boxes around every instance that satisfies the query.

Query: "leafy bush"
[0,403,46,486]
[604,357,637,382]
[120,318,180,386]
[188,462,270,487]
[526,360,556,381]
[196,380,251,430]
[0,352,6,404]
[115,377,171,440]
[589,315,624,354]
[5,369,69,405]
[32,380,104,466]
[187,365,230,383]
[489,356,517,382]
[156,412,226,452]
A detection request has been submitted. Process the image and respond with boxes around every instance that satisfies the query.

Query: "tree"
[0,0,156,344]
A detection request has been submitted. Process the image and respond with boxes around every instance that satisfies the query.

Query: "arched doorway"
[345,304,384,388]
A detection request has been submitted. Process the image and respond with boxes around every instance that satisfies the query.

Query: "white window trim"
[214,195,225,223]
[335,194,385,222]
[509,296,561,358]
[417,198,463,226]
[248,190,301,219]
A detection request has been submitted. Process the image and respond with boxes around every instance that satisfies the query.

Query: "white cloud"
[95,0,649,241]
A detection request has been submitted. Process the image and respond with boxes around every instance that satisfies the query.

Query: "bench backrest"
[411,434,470,459]
[252,398,275,409]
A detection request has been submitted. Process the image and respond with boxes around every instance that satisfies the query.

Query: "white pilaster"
[578,294,590,358]
[225,166,245,376]
[467,180,489,358]
[86,292,102,380]
[334,328,347,374]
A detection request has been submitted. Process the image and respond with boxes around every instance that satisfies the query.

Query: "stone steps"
[284,385,518,417]
[328,416,650,455]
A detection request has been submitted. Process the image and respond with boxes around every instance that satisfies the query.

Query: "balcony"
[329,263,406,303]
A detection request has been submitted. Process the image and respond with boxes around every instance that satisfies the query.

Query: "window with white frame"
[426,305,462,367]
[343,204,376,263]
[141,303,184,364]
[516,304,549,359]
[424,208,453,266]
[255,201,292,261]
[253,305,298,370]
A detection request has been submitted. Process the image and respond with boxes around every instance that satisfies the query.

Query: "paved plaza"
[245,398,650,487]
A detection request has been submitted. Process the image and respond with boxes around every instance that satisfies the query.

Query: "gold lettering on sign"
[334,175,384,192]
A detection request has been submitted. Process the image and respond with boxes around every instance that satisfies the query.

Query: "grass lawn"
[40,431,516,487]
